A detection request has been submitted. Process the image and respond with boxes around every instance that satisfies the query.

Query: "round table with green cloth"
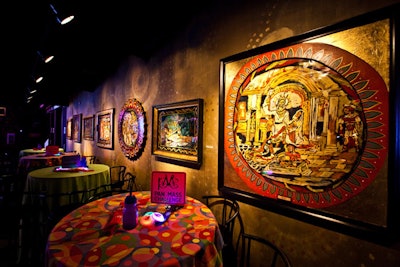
[46,191,224,267]
[23,164,110,208]
[19,148,64,157]
[18,152,77,175]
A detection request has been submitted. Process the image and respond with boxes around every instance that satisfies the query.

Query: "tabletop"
[24,164,111,207]
[46,191,224,267]
[18,152,77,174]
[19,148,64,157]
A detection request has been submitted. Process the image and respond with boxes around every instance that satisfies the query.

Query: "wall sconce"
[50,3,75,25]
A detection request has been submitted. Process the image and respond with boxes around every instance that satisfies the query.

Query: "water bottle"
[122,195,138,230]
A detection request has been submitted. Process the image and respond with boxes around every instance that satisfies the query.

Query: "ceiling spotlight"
[37,51,54,63]
[50,3,75,25]
[34,75,44,83]
[36,76,43,83]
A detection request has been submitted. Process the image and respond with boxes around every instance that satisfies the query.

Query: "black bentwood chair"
[237,232,292,267]
[202,195,242,266]
[87,173,138,202]
[109,165,127,190]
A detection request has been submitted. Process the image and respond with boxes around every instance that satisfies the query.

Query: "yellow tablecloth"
[23,164,110,207]
[46,191,224,267]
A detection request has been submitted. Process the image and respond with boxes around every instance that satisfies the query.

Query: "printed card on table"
[151,171,186,205]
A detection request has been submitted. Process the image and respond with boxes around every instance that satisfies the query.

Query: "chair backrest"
[84,155,96,164]
[202,195,242,266]
[124,171,141,191]
[86,183,130,202]
[238,232,292,267]
[109,165,127,189]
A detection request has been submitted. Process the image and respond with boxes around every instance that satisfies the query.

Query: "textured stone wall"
[67,0,400,266]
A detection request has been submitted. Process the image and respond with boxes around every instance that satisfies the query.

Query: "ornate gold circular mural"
[118,98,146,160]
[224,42,389,208]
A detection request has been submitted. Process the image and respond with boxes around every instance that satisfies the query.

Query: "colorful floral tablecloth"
[46,191,224,267]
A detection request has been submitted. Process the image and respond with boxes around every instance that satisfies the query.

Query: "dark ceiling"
[3,1,211,107]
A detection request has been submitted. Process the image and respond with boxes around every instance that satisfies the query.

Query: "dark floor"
[1,162,46,267]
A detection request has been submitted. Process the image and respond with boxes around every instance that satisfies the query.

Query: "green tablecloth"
[23,164,110,208]
[19,148,64,157]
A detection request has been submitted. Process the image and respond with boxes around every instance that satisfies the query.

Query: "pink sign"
[151,171,186,205]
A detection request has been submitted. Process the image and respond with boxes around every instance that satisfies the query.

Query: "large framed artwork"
[83,115,95,141]
[96,108,114,149]
[152,99,203,169]
[72,113,82,143]
[219,5,400,243]
[118,98,146,160]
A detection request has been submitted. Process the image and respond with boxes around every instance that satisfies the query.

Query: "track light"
[37,51,54,64]
[50,3,74,25]
[35,75,44,83]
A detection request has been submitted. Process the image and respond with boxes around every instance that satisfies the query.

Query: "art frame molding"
[152,99,203,169]
[219,5,400,244]
[96,108,114,150]
[72,113,82,143]
[83,115,95,141]
[118,98,146,160]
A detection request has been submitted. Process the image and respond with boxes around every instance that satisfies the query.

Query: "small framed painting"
[96,108,114,149]
[66,118,72,140]
[72,113,82,143]
[83,115,95,141]
[152,99,203,169]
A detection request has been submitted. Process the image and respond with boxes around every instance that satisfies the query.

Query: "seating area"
[0,161,140,267]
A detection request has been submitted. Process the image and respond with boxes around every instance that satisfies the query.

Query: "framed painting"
[72,113,82,143]
[219,5,399,243]
[96,108,114,149]
[118,98,146,160]
[66,118,72,140]
[83,115,95,141]
[152,99,203,169]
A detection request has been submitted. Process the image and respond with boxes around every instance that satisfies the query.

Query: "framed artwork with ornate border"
[96,108,114,149]
[219,5,400,243]
[152,99,203,169]
[118,98,146,160]
[83,115,95,141]
[72,113,82,143]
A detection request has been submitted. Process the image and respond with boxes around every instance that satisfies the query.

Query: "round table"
[46,191,224,267]
[19,148,64,157]
[23,164,111,208]
[18,152,77,175]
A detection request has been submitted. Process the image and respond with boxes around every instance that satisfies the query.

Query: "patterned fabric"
[46,191,224,267]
